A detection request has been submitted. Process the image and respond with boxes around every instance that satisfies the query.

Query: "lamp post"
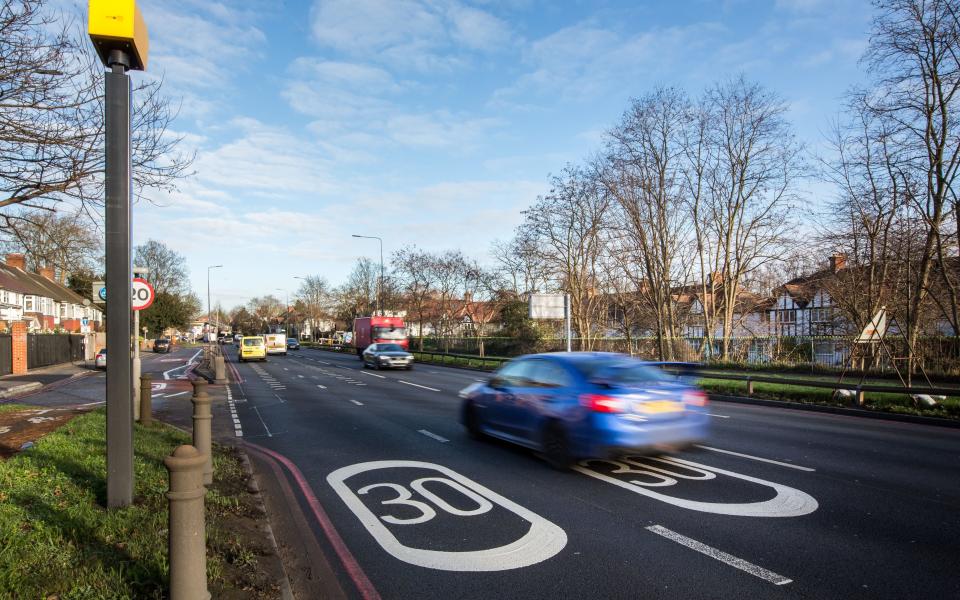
[352,234,383,316]
[207,265,222,336]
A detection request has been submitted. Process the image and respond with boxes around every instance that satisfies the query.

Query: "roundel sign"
[131,278,155,311]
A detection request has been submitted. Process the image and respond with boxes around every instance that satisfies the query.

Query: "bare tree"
[295,275,332,340]
[860,0,960,347]
[392,245,436,350]
[601,87,695,359]
[1,207,101,280]
[248,295,283,329]
[0,0,192,223]
[134,239,188,295]
[520,164,611,349]
[697,77,803,359]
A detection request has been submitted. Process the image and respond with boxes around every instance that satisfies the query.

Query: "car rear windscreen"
[243,338,264,346]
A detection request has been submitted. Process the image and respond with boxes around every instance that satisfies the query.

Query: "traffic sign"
[131,278,155,311]
[92,281,106,304]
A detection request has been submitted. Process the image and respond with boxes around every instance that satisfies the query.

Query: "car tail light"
[580,393,626,413]
[683,390,708,407]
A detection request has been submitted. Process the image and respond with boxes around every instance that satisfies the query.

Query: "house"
[0,254,103,333]
[770,254,847,338]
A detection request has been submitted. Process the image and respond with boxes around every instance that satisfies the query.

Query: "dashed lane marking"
[706,413,731,419]
[166,391,189,398]
[399,380,441,392]
[646,525,792,586]
[360,372,385,379]
[317,384,327,389]
[349,399,364,406]
[695,445,815,472]
[417,429,449,443]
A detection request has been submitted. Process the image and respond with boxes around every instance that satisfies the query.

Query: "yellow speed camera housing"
[88,0,149,71]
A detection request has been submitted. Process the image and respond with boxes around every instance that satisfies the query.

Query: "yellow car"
[238,336,266,362]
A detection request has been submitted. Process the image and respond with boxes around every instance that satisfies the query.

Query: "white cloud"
[309,0,512,70]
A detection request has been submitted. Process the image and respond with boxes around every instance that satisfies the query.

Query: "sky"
[73,0,873,310]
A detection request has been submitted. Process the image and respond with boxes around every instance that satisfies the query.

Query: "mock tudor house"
[0,254,102,333]
[770,254,847,338]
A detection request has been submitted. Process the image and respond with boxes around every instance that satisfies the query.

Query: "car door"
[511,359,576,442]
[482,359,534,436]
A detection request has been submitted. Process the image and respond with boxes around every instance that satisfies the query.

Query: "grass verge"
[0,409,278,599]
[697,378,960,419]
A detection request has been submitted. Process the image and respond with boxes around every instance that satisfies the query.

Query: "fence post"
[855,385,865,407]
[191,380,213,486]
[746,376,754,396]
[139,373,152,426]
[164,444,209,600]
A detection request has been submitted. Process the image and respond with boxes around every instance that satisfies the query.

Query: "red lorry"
[353,316,408,355]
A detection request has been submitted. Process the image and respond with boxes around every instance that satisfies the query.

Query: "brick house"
[0,254,103,333]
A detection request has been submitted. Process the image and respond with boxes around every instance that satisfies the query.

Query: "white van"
[264,333,287,356]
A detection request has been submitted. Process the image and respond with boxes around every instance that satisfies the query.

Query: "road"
[223,346,960,599]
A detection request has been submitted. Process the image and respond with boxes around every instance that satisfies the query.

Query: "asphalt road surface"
[219,346,960,600]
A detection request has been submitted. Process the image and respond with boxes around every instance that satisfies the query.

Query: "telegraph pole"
[89,0,149,508]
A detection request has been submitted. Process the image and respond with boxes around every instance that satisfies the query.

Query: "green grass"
[411,351,504,370]
[0,410,265,599]
[697,378,960,419]
[0,403,30,414]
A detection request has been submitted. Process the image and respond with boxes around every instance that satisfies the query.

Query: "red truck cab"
[353,316,408,355]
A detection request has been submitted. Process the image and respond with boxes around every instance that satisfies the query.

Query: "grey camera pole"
[105,48,134,508]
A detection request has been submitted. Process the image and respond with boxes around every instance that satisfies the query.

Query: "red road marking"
[245,442,380,600]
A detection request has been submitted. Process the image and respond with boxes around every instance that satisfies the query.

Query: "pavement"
[0,360,95,399]
[223,346,959,600]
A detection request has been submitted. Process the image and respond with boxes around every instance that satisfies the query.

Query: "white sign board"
[528,294,566,319]
[856,307,887,343]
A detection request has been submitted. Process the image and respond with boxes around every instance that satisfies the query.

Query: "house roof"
[0,263,94,307]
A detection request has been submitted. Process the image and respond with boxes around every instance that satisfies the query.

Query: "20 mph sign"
[131,278,155,311]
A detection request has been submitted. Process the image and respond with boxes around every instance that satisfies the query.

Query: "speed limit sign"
[131,278,155,311]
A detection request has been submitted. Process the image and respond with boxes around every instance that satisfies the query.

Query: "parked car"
[94,348,106,369]
[459,352,710,469]
[287,337,300,350]
[154,338,171,353]
[233,333,242,344]
[362,343,414,370]
[238,336,266,362]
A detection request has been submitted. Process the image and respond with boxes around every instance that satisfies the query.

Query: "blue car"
[459,352,710,469]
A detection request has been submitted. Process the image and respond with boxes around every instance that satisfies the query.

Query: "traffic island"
[0,409,286,598]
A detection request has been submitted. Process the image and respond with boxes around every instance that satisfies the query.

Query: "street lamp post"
[207,265,222,337]
[352,234,383,316]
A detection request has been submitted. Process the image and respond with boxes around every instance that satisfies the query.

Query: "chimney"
[829,253,846,273]
[38,265,55,281]
[463,291,473,303]
[5,254,25,270]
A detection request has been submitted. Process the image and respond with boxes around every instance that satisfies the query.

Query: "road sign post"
[89,0,149,509]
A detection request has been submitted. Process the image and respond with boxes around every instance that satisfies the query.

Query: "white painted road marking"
[706,413,731,419]
[298,375,304,378]
[646,525,792,585]
[361,372,385,379]
[575,456,818,517]
[695,445,815,472]
[327,461,567,571]
[163,349,202,380]
[399,380,440,392]
[418,429,449,443]
[349,399,364,406]
[252,407,272,437]
[317,384,327,389]
[166,391,189,398]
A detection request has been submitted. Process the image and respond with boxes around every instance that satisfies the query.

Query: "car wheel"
[374,361,381,370]
[542,423,574,471]
[464,403,485,440]
[406,365,413,370]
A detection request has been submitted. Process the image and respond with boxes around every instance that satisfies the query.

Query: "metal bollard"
[191,379,213,486]
[214,355,227,384]
[140,373,153,426]
[164,444,210,600]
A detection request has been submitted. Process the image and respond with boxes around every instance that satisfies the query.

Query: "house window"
[776,309,796,324]
[1,291,7,304]
[24,295,34,311]
[60,303,67,318]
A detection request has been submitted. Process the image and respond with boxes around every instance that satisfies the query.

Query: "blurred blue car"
[459,352,710,469]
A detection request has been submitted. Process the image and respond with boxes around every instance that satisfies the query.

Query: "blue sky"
[91,0,871,309]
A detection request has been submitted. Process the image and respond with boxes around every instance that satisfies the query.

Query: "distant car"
[238,336,266,362]
[287,337,300,350]
[153,338,171,353]
[459,352,710,469]
[362,343,414,370]
[233,333,242,344]
[94,348,106,369]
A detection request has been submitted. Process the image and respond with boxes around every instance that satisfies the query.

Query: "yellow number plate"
[637,401,683,414]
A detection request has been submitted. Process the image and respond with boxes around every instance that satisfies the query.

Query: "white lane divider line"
[298,375,304,378]
[361,372,385,379]
[349,399,364,406]
[646,525,792,586]
[706,413,731,419]
[695,445,816,472]
[417,429,449,443]
[317,384,327,389]
[284,368,289,371]
[318,360,331,365]
[252,406,272,437]
[399,380,441,392]
[166,391,189,398]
